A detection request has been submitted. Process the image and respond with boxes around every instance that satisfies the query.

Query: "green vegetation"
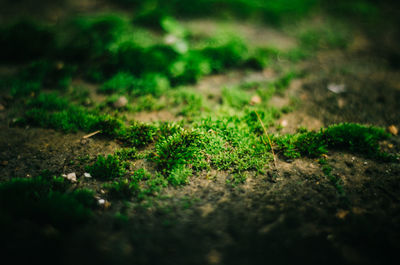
[100,72,170,96]
[152,129,204,174]
[86,154,127,180]
[170,89,205,116]
[0,176,95,230]
[319,158,346,199]
[115,147,139,161]
[104,168,168,200]
[117,122,157,147]
[2,0,395,205]
[275,123,391,159]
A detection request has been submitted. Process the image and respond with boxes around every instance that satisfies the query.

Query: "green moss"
[169,52,211,85]
[28,93,70,111]
[168,165,192,186]
[7,61,76,96]
[195,115,272,173]
[86,155,127,180]
[62,15,128,61]
[275,123,391,159]
[271,71,298,93]
[9,79,42,97]
[100,72,170,96]
[117,122,157,147]
[23,93,124,135]
[105,178,139,200]
[152,129,204,174]
[116,44,179,76]
[170,89,205,116]
[222,86,251,109]
[115,147,139,161]
[201,37,248,72]
[99,72,136,94]
[133,73,170,96]
[245,47,280,69]
[323,123,390,156]
[133,94,166,112]
[133,5,169,29]
[0,176,94,230]
[104,168,168,200]
[319,159,346,198]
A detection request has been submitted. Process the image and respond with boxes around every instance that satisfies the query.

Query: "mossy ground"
[0,0,400,264]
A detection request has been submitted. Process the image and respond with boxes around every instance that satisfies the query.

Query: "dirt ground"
[1,2,400,264]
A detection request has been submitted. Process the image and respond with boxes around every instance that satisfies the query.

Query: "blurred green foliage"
[0,176,95,230]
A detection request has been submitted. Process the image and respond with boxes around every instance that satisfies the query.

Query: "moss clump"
[168,165,192,186]
[152,129,203,174]
[23,93,124,135]
[7,61,76,96]
[323,123,390,155]
[104,168,168,200]
[27,93,70,111]
[86,155,127,180]
[99,72,170,96]
[99,72,136,94]
[61,15,127,61]
[169,52,211,85]
[115,148,139,161]
[275,123,391,159]
[117,122,158,147]
[105,178,140,200]
[222,86,251,109]
[116,44,179,76]
[170,89,205,117]
[201,38,248,72]
[195,115,272,173]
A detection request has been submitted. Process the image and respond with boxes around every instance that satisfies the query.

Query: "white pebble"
[64,173,77,182]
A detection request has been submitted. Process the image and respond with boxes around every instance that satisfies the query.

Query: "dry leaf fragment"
[387,125,398,136]
[336,209,349,219]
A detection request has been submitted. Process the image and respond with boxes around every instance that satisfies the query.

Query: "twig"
[83,130,101,139]
[254,110,278,170]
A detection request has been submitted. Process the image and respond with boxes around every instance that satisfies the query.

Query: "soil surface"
[0,2,400,265]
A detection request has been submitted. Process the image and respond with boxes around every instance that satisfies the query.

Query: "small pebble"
[113,96,128,108]
[84,172,92,178]
[65,172,77,182]
[280,120,288,127]
[250,95,262,105]
[327,83,346,93]
[98,199,105,205]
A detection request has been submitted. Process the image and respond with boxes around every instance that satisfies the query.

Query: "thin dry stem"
[254,110,278,170]
[83,130,101,139]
